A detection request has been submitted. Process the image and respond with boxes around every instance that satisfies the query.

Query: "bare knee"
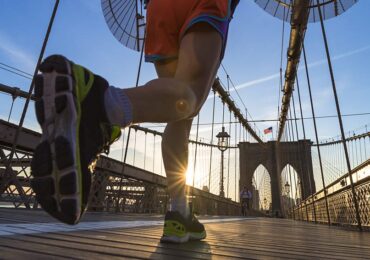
[172,83,197,120]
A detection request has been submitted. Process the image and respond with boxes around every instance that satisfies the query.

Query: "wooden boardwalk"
[0,208,369,259]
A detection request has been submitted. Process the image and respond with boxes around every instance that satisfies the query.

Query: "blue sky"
[1,1,369,139]
[1,1,369,199]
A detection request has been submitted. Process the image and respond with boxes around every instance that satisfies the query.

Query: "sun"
[185,167,195,186]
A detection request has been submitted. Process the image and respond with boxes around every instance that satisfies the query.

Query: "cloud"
[206,45,370,140]
[232,73,280,92]
[0,32,35,73]
[227,44,370,94]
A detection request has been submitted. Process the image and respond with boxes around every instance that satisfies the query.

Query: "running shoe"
[31,55,121,225]
[187,213,207,241]
[160,211,207,243]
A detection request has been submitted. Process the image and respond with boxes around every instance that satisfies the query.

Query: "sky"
[1,0,369,201]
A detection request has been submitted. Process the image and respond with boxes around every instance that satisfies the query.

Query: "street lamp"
[284,181,290,197]
[216,126,230,197]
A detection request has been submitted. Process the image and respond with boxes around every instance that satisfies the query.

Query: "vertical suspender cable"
[220,101,225,196]
[303,44,331,226]
[120,129,126,161]
[364,125,368,159]
[296,75,316,222]
[287,113,295,219]
[350,139,354,167]
[133,129,137,165]
[291,95,303,220]
[227,109,232,198]
[152,134,156,172]
[316,0,362,230]
[359,136,363,164]
[355,138,359,167]
[189,114,200,215]
[144,132,147,169]
[226,75,231,198]
[235,117,238,202]
[208,91,216,192]
[192,114,200,188]
[7,95,16,122]
[289,109,299,220]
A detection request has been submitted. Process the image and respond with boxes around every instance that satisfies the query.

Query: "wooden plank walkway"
[0,208,369,259]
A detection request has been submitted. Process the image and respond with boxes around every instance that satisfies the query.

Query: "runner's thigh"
[175,23,222,106]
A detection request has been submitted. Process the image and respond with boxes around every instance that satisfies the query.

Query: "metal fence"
[0,119,241,215]
[292,161,370,229]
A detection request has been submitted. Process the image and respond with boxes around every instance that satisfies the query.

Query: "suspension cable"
[219,66,261,138]
[192,114,200,188]
[277,6,286,137]
[286,112,293,218]
[133,128,137,165]
[120,128,126,162]
[296,74,317,222]
[152,134,156,172]
[316,0,362,231]
[7,94,16,122]
[303,43,331,226]
[208,90,216,192]
[288,109,298,220]
[234,115,238,202]
[144,132,147,169]
[0,64,33,80]
[291,93,305,220]
[227,108,232,198]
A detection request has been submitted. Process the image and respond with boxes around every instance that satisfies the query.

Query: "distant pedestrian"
[240,186,252,216]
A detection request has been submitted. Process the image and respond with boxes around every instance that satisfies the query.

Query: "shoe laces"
[100,123,114,155]
[87,124,114,173]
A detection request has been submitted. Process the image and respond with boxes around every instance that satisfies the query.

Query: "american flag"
[264,127,273,134]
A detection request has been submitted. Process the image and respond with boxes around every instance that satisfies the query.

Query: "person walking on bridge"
[31,0,239,243]
[240,186,252,216]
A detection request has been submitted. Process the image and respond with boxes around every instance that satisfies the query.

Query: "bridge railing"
[0,119,241,215]
[91,156,241,215]
[292,159,370,229]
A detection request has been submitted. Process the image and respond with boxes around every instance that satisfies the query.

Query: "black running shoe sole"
[31,55,82,225]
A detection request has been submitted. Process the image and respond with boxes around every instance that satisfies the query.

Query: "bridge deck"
[0,209,369,259]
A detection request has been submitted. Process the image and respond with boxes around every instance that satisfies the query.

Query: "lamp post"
[263,197,267,211]
[216,126,230,197]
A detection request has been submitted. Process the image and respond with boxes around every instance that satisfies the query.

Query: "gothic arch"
[252,164,272,211]
[239,140,315,217]
[280,163,302,199]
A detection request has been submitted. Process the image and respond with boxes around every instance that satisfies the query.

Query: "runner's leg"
[151,59,192,217]
[160,23,222,218]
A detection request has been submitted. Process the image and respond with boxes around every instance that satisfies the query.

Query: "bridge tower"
[239,140,315,216]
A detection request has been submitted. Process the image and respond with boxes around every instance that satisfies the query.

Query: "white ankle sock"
[104,86,133,126]
[170,196,190,218]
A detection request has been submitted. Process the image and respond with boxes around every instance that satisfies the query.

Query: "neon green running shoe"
[31,55,121,225]
[160,211,207,243]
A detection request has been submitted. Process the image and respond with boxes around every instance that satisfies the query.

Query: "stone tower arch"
[239,140,315,216]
